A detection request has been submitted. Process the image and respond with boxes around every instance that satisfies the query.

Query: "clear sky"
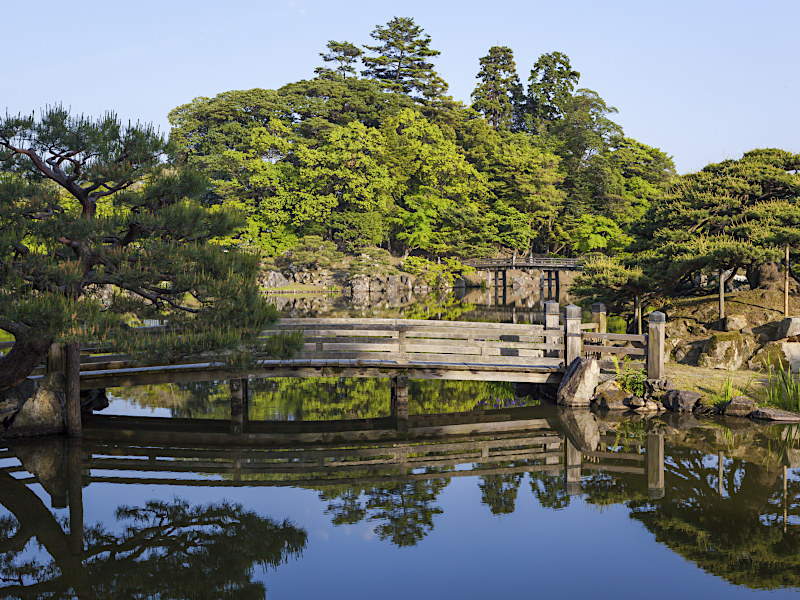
[2,0,797,174]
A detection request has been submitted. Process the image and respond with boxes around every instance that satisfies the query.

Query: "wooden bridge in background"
[2,302,666,438]
[464,257,584,299]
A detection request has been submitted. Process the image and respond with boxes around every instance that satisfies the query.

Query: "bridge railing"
[263,318,564,368]
[465,257,583,269]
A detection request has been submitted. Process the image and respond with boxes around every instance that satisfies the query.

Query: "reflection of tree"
[0,473,306,599]
[365,479,447,547]
[314,476,449,547]
[479,471,523,515]
[629,447,800,590]
[111,380,230,419]
[529,471,571,510]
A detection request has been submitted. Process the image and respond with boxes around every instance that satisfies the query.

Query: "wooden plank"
[581,463,646,475]
[583,450,645,462]
[582,332,647,342]
[582,345,646,356]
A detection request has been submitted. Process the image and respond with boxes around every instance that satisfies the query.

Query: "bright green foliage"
[0,107,281,391]
[348,247,397,276]
[276,235,344,271]
[362,17,445,99]
[315,40,362,80]
[382,109,487,255]
[569,214,633,254]
[471,46,524,130]
[401,256,474,287]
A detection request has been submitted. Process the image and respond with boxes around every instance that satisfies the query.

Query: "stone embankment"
[553,357,800,423]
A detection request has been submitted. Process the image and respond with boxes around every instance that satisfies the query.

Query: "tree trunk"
[785,245,790,317]
[0,336,53,393]
[719,269,726,322]
[634,294,642,335]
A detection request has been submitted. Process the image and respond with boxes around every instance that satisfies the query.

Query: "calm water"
[2,381,799,598]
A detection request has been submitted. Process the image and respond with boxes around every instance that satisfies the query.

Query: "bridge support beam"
[544,301,560,359]
[391,374,409,432]
[67,439,84,554]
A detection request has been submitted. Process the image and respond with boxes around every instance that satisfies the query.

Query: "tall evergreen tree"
[526,51,580,129]
[471,46,524,130]
[314,40,362,80]
[361,17,446,99]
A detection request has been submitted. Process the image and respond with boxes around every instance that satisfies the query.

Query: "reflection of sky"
[71,474,799,599]
[106,394,172,418]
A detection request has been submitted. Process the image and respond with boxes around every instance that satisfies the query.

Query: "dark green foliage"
[361,16,445,99]
[0,107,282,391]
[471,46,524,130]
[315,40,362,80]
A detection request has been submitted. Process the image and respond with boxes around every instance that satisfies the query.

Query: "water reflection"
[0,446,306,598]
[2,415,800,594]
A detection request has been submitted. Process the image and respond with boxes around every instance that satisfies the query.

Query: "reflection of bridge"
[1,406,665,497]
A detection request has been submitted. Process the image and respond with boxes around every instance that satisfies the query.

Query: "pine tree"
[361,17,446,99]
[0,107,283,392]
[314,40,362,80]
[471,46,524,130]
[526,51,580,129]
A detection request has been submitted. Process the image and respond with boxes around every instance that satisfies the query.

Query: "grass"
[762,362,800,412]
[704,368,758,407]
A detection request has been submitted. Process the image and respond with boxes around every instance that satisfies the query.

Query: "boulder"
[746,340,800,371]
[663,390,702,412]
[627,396,646,409]
[724,314,748,332]
[261,270,290,288]
[749,407,800,422]
[697,332,745,369]
[593,380,629,411]
[557,358,600,407]
[720,395,756,417]
[777,317,800,340]
[11,374,65,435]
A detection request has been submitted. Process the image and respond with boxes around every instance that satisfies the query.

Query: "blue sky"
[2,0,797,174]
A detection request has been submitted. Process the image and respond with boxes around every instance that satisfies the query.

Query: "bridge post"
[544,301,560,358]
[555,270,560,300]
[646,433,665,499]
[591,303,607,334]
[391,374,409,432]
[647,311,666,380]
[564,304,582,366]
[47,343,66,374]
[65,342,82,438]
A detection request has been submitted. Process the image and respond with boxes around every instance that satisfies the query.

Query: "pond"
[2,383,799,598]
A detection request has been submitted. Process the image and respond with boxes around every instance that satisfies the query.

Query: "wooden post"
[539,269,545,301]
[390,375,409,432]
[634,293,642,335]
[564,438,581,495]
[47,343,66,374]
[591,302,607,334]
[785,244,790,318]
[65,342,82,438]
[647,311,666,380]
[555,270,560,300]
[544,300,560,359]
[646,433,665,499]
[719,269,726,321]
[564,304,582,367]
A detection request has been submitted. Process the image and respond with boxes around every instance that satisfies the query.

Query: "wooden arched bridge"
[5,302,666,438]
[463,257,584,299]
